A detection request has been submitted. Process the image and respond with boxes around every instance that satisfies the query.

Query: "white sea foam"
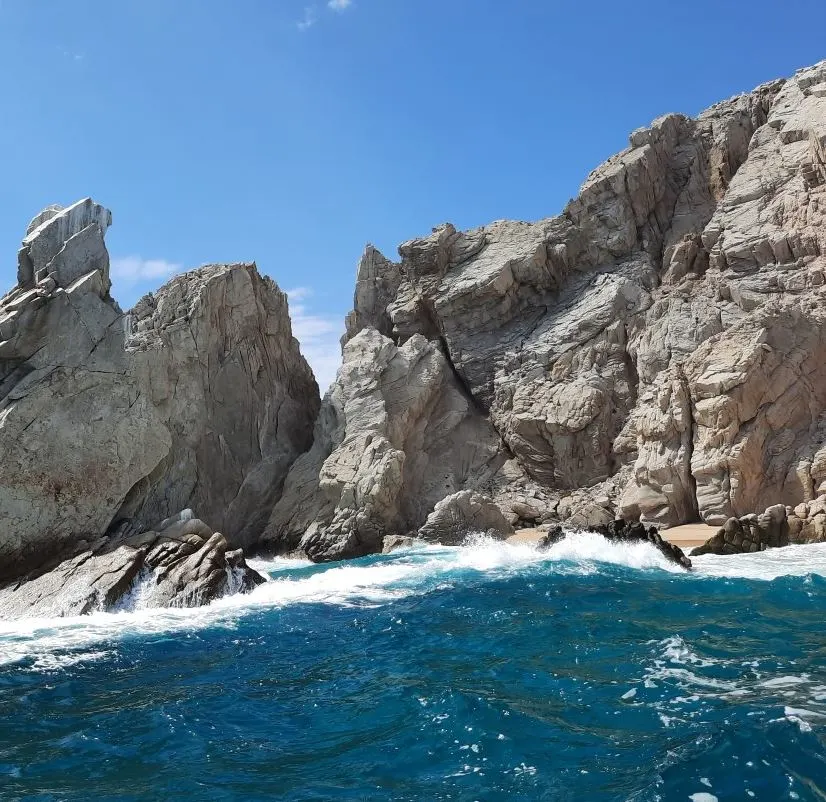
[543,531,683,573]
[692,542,826,581]
[4,534,826,671]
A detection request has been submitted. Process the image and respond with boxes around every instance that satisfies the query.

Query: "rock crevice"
[267,60,826,559]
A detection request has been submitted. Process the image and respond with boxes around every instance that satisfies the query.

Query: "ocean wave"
[5,534,826,670]
[691,542,826,580]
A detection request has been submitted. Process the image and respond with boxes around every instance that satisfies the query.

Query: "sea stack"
[0,199,319,616]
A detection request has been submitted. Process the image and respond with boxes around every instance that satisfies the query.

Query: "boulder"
[417,491,514,545]
[381,535,419,554]
[692,500,826,555]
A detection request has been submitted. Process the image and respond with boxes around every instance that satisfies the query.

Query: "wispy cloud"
[59,48,84,62]
[296,6,318,31]
[111,256,182,285]
[286,287,343,391]
[297,0,352,31]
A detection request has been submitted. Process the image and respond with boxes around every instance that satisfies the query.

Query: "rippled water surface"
[2,533,826,800]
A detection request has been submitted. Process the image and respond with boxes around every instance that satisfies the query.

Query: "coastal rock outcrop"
[691,499,826,556]
[0,510,265,619]
[0,199,317,611]
[540,521,693,570]
[262,327,532,561]
[265,60,826,559]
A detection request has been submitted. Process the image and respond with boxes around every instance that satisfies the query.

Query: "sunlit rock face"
[268,60,826,559]
[0,198,319,612]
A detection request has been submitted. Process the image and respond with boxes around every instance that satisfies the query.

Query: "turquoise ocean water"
[1,533,825,800]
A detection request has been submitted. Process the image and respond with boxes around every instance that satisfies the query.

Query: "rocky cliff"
[265,60,826,559]
[0,199,318,615]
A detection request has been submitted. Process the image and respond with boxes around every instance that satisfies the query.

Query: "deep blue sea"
[1,533,826,801]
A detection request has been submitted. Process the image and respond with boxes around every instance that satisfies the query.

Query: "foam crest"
[8,533,826,670]
[692,542,826,580]
[0,534,679,668]
[543,531,683,572]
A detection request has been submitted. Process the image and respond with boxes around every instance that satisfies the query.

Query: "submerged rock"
[0,198,317,611]
[539,520,693,570]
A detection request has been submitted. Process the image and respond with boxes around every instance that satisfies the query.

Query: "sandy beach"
[660,523,719,548]
[506,523,718,549]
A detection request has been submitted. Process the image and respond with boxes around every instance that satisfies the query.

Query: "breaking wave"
[3,531,826,800]
[4,533,826,671]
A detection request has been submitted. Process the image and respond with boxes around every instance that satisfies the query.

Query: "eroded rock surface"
[262,328,531,561]
[267,60,826,559]
[417,491,515,545]
[0,198,317,609]
[691,499,826,556]
[0,510,265,619]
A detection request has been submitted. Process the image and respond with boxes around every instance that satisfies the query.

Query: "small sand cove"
[506,523,718,550]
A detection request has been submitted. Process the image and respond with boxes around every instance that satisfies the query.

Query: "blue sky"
[0,1,823,388]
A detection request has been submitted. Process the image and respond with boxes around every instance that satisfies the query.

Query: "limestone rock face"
[0,199,318,606]
[270,60,826,558]
[417,491,515,545]
[263,327,531,561]
[0,202,167,581]
[123,263,319,547]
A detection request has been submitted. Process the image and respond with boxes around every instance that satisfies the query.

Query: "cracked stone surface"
[0,198,318,598]
[0,510,265,619]
[268,60,826,559]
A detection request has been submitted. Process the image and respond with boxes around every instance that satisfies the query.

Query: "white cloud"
[111,255,182,284]
[297,6,318,30]
[286,287,343,392]
[328,0,352,11]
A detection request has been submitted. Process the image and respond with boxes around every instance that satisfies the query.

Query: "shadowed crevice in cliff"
[436,335,487,416]
[299,61,825,547]
[679,369,701,524]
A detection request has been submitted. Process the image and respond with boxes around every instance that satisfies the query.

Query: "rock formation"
[691,499,826,556]
[539,521,693,570]
[261,328,531,561]
[5,60,826,587]
[266,60,826,560]
[0,510,265,618]
[0,199,318,615]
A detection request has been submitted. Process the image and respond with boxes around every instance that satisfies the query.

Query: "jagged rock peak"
[269,59,826,562]
[0,198,320,614]
[17,198,113,293]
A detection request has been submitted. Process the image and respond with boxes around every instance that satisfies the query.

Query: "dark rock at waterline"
[691,503,791,556]
[539,519,692,570]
